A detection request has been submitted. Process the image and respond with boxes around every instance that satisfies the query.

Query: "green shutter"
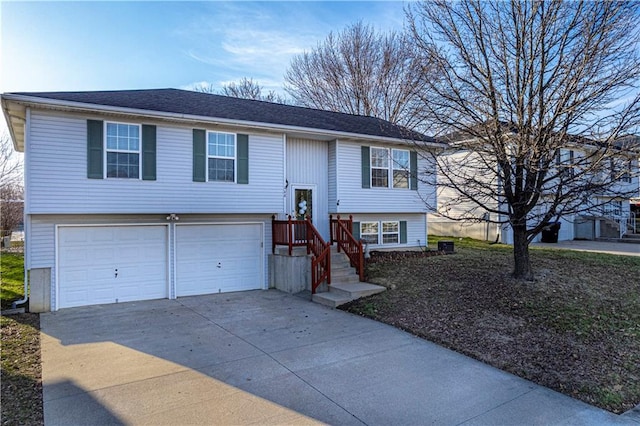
[361,146,370,188]
[193,129,206,182]
[352,222,361,240]
[400,221,407,244]
[410,151,418,190]
[87,120,103,179]
[237,134,249,184]
[142,125,156,181]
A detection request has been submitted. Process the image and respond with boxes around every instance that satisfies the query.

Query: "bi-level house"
[2,89,442,312]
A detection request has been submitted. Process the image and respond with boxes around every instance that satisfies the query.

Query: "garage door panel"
[176,224,263,297]
[58,226,168,309]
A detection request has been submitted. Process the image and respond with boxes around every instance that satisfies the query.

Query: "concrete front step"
[596,237,640,244]
[312,282,386,308]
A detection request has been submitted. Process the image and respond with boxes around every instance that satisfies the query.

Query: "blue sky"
[0,1,409,96]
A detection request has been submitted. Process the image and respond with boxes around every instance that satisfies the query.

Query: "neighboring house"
[428,130,640,244]
[1,89,442,312]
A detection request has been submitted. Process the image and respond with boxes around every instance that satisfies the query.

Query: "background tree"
[409,0,640,278]
[194,77,286,103]
[284,21,431,130]
[0,134,24,240]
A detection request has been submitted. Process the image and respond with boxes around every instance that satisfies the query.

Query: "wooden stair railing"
[331,215,364,282]
[272,215,331,294]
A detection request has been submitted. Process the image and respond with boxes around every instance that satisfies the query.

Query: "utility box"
[437,240,455,253]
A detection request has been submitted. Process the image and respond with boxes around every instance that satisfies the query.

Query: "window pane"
[106,123,117,136]
[393,150,409,168]
[393,170,409,188]
[106,152,139,178]
[372,169,389,187]
[383,233,399,244]
[129,137,139,151]
[362,234,379,244]
[361,222,378,234]
[130,126,139,138]
[106,136,118,150]
[208,132,235,158]
[382,222,398,233]
[371,148,388,167]
[118,124,129,137]
[208,158,235,182]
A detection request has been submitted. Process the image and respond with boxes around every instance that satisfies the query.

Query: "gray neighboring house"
[1,89,443,312]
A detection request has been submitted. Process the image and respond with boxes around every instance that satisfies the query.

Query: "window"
[371,148,389,188]
[360,222,379,244]
[604,200,622,216]
[382,221,399,244]
[208,132,236,182]
[105,122,140,179]
[392,150,410,188]
[370,147,411,188]
[360,220,405,245]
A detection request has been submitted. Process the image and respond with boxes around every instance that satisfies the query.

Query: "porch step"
[312,282,386,308]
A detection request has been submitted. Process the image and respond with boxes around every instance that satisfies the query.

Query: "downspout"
[282,134,287,217]
[12,107,30,309]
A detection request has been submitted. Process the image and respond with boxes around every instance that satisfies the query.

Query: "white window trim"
[391,148,410,189]
[360,221,379,245]
[382,220,400,244]
[104,121,142,180]
[370,147,389,188]
[370,147,411,189]
[360,220,403,245]
[206,131,237,183]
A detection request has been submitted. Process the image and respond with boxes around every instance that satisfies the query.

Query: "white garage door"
[176,224,263,297]
[58,226,168,309]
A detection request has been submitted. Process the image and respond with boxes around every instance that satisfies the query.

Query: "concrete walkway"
[41,291,638,425]
[531,240,640,256]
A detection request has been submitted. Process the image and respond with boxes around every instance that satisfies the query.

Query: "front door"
[291,185,315,225]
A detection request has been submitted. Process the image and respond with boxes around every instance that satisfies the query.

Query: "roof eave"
[2,93,445,148]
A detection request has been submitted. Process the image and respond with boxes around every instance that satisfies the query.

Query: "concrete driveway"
[41,290,638,425]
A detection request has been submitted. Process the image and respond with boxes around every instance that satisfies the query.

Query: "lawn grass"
[1,250,43,425]
[343,236,640,414]
[1,251,25,310]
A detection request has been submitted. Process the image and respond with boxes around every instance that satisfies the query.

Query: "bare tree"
[194,78,287,103]
[284,22,431,130]
[1,133,22,188]
[1,183,23,239]
[409,0,640,279]
[0,133,24,240]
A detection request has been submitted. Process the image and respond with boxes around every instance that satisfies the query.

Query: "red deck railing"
[331,215,364,282]
[272,215,331,293]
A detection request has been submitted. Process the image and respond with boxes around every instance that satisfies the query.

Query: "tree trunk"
[512,224,533,280]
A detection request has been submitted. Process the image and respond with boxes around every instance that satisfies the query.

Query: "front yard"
[341,237,640,414]
[1,250,44,426]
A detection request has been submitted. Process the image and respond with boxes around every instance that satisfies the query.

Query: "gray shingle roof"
[11,88,439,143]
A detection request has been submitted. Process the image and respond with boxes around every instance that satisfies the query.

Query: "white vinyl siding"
[27,111,284,214]
[336,140,436,213]
[328,140,337,213]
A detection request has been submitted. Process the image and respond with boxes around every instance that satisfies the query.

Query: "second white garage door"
[175,224,263,296]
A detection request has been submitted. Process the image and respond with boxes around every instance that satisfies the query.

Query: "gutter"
[1,93,447,149]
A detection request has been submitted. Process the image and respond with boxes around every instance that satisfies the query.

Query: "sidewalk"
[532,239,640,256]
